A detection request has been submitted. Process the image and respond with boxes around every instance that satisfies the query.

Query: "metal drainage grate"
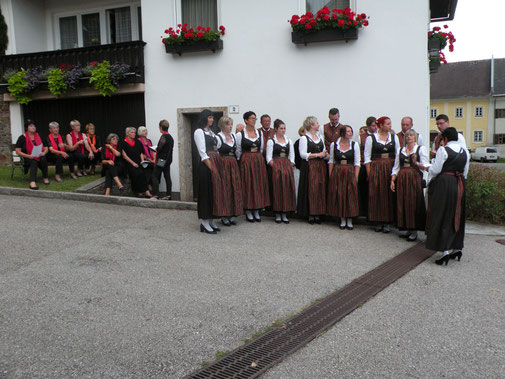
[185,243,435,379]
[496,240,505,246]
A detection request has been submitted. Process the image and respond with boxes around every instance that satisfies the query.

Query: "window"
[82,13,101,47]
[181,0,218,29]
[475,106,484,118]
[430,108,438,119]
[495,134,505,144]
[487,148,498,153]
[473,130,483,143]
[59,16,78,49]
[495,109,505,118]
[455,106,463,118]
[107,7,132,43]
[306,0,350,13]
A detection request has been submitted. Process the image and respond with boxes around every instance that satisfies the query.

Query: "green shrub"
[47,67,68,96]
[466,164,505,225]
[7,70,31,104]
[89,61,116,96]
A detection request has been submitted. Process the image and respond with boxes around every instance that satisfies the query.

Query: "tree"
[0,8,8,55]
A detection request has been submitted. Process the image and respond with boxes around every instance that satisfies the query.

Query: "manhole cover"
[496,240,505,246]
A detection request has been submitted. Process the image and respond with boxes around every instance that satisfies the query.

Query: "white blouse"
[194,128,221,161]
[218,132,236,147]
[266,135,295,164]
[298,133,326,161]
[391,144,429,176]
[235,129,263,159]
[429,141,470,181]
[328,138,361,166]
[364,132,401,164]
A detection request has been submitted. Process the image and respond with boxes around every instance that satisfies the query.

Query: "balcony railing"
[0,41,146,82]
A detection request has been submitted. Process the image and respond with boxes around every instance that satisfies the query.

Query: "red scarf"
[124,137,135,147]
[87,134,98,153]
[70,131,85,153]
[48,134,65,152]
[105,144,117,161]
[25,132,43,161]
[139,137,153,160]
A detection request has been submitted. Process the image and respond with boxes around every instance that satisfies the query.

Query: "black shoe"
[346,226,354,230]
[339,225,346,230]
[229,220,237,225]
[375,225,383,232]
[254,216,261,222]
[399,232,411,238]
[29,185,39,190]
[275,219,282,224]
[382,225,391,233]
[308,218,315,225]
[407,234,417,242]
[221,218,231,227]
[200,224,216,234]
[210,224,221,232]
[435,255,450,266]
[315,217,321,224]
[449,251,462,261]
[246,215,255,223]
[282,219,290,224]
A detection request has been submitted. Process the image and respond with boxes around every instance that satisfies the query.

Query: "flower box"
[429,60,441,74]
[291,28,358,45]
[165,39,223,56]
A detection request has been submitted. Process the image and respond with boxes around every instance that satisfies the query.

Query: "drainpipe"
[491,56,496,144]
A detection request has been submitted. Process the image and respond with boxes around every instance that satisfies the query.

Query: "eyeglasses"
[249,117,257,121]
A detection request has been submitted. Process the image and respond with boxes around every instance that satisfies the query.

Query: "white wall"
[10,0,46,53]
[142,0,430,193]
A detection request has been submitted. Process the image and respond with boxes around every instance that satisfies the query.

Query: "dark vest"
[399,146,421,171]
[333,141,356,164]
[371,133,396,159]
[204,132,218,153]
[273,140,290,158]
[306,135,324,158]
[241,130,261,153]
[441,146,467,173]
[218,134,237,157]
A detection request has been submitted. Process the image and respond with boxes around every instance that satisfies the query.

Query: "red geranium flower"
[90,61,98,66]
[305,23,312,30]
[197,31,204,38]
[337,19,345,27]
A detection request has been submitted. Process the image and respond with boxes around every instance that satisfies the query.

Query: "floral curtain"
[306,0,350,13]
[181,0,218,29]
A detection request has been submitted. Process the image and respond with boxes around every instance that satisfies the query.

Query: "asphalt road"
[1,194,504,378]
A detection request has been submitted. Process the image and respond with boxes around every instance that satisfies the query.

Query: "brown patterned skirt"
[240,152,270,210]
[396,167,426,230]
[270,157,296,212]
[220,155,244,217]
[297,158,327,217]
[197,151,227,219]
[327,164,359,218]
[368,157,395,223]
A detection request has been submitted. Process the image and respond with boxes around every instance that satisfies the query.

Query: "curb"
[0,186,197,211]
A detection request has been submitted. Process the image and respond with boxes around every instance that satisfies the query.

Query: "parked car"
[472,147,499,162]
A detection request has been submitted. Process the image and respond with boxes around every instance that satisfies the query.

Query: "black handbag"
[156,158,167,168]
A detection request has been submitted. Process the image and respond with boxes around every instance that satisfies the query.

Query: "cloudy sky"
[431,0,505,62]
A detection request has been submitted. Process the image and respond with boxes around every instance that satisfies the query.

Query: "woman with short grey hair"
[122,127,153,198]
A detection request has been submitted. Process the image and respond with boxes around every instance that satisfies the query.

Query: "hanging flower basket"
[162,24,225,56]
[289,6,368,46]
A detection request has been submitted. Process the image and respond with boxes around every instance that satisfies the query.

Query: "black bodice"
[205,132,218,152]
[441,146,467,173]
[399,146,420,168]
[371,133,396,159]
[241,131,261,153]
[306,135,324,157]
[273,140,290,158]
[333,141,355,164]
[218,134,237,157]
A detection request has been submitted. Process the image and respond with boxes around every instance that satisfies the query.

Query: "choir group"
[195,109,469,266]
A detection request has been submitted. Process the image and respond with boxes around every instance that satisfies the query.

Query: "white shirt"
[328,138,360,167]
[391,144,429,176]
[235,129,263,160]
[266,135,295,164]
[298,133,326,161]
[364,132,401,164]
[218,132,236,147]
[428,141,470,181]
[194,128,221,161]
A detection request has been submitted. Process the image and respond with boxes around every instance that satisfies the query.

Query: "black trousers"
[151,164,172,197]
[85,154,100,170]
[47,153,74,175]
[127,164,148,193]
[24,157,48,181]
[71,152,88,171]
[143,162,154,187]
[103,163,124,189]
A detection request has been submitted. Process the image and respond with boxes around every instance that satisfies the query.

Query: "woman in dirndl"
[364,116,400,233]
[297,116,328,225]
[419,127,469,266]
[327,125,360,230]
[235,111,270,222]
[194,109,227,234]
[217,116,243,226]
[266,119,296,224]
[390,129,428,241]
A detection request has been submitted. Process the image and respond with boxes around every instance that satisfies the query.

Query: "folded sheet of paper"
[31,144,43,157]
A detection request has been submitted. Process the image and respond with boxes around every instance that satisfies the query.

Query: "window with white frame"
[430,108,438,119]
[55,4,141,49]
[473,130,483,143]
[495,134,505,144]
[475,106,484,118]
[455,106,463,118]
[181,0,218,29]
[306,0,350,13]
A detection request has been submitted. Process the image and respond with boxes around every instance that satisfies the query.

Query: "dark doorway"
[190,111,223,201]
[22,93,145,142]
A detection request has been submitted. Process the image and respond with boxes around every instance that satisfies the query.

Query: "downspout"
[491,56,496,144]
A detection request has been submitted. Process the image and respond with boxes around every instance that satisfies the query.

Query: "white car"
[472,147,499,162]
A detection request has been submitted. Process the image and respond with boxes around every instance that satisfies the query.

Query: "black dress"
[15,134,49,181]
[101,145,125,189]
[121,139,148,193]
[426,146,467,251]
